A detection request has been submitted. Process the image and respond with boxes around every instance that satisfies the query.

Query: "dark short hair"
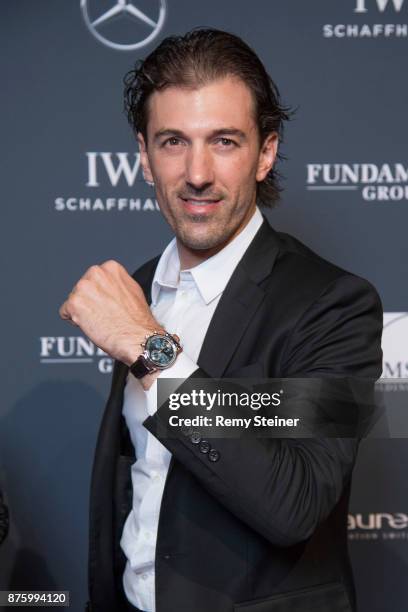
[123,28,292,207]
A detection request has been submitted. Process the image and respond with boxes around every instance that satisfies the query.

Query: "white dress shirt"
[121,206,263,612]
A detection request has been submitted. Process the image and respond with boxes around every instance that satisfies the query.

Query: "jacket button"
[199,440,211,454]
[208,448,220,462]
[181,425,193,436]
[190,431,202,444]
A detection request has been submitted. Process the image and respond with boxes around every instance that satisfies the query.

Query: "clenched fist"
[59,260,163,367]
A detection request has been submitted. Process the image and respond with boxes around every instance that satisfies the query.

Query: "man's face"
[138,76,278,252]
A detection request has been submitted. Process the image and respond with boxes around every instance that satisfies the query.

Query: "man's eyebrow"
[210,128,247,140]
[153,127,247,143]
[153,129,186,142]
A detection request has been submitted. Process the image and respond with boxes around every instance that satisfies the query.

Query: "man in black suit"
[59,29,382,612]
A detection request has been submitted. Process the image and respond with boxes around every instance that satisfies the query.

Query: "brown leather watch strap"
[129,354,156,379]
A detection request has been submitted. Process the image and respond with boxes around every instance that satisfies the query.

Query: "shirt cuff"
[156,351,199,380]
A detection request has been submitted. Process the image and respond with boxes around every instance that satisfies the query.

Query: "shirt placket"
[171,271,195,337]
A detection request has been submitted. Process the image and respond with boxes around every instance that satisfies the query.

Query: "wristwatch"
[129,330,182,379]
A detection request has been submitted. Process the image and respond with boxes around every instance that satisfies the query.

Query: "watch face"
[145,334,177,368]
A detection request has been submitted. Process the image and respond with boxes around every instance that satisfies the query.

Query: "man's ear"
[256,132,279,182]
[137,132,154,184]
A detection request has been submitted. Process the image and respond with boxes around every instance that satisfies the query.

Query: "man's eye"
[216,138,236,147]
[164,137,182,147]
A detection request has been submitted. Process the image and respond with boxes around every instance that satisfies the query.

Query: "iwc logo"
[80,0,167,51]
[354,0,405,12]
[323,0,408,38]
[54,152,160,212]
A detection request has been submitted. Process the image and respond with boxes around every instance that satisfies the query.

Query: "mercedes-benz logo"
[81,0,166,51]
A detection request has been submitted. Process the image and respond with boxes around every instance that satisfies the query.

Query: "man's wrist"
[139,369,161,391]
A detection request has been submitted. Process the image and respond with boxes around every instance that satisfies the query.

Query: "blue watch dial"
[145,334,177,367]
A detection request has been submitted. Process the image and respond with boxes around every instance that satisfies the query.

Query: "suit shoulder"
[276,230,345,277]
[274,230,380,299]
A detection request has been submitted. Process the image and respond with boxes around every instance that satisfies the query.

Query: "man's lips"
[179,197,221,205]
[179,196,222,213]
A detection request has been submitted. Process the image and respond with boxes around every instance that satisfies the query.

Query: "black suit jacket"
[87,216,383,612]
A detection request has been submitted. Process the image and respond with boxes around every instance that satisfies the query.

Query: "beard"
[172,208,246,251]
[156,184,255,253]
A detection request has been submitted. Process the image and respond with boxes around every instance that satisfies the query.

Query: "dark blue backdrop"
[1,2,407,611]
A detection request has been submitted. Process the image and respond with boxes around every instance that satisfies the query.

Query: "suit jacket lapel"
[197,217,280,376]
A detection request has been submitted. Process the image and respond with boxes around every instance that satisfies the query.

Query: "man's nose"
[185,144,214,191]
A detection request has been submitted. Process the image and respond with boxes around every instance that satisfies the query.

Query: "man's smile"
[178,196,223,214]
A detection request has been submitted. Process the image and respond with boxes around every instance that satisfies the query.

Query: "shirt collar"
[151,206,264,306]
